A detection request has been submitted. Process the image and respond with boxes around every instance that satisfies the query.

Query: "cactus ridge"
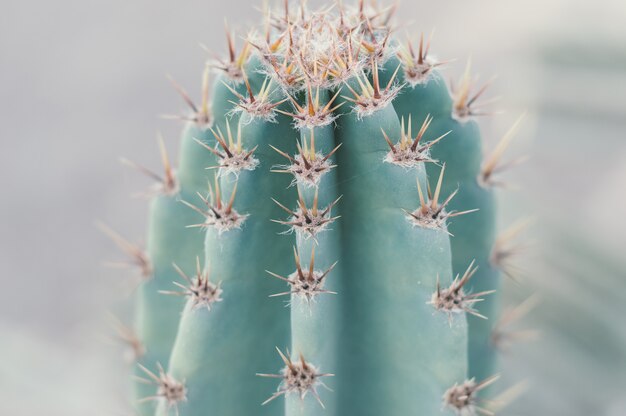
[108,1,531,415]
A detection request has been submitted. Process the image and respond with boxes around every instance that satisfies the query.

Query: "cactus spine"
[108,2,527,415]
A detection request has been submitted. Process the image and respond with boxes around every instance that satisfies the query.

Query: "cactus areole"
[108,1,527,415]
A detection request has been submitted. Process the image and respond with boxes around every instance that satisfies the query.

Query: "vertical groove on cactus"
[112,2,531,415]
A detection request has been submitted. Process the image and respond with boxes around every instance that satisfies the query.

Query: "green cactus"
[109,2,528,415]
[386,43,525,385]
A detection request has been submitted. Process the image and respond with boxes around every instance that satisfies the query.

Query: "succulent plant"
[105,1,529,415]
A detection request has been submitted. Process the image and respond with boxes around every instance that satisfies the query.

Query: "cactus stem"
[159,257,223,311]
[257,347,334,408]
[272,190,341,240]
[429,260,496,324]
[443,375,500,416]
[480,114,527,188]
[266,246,338,301]
[404,165,478,232]
[97,222,152,278]
[381,114,450,167]
[136,363,187,415]
[181,177,248,233]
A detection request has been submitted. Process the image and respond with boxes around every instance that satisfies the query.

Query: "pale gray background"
[1,1,626,415]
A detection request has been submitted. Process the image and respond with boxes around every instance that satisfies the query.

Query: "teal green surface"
[285,90,342,416]
[133,194,206,415]
[391,69,501,384]
[160,111,299,416]
[134,58,264,414]
[176,124,216,200]
[430,118,500,384]
[333,103,467,415]
[134,122,217,416]
[134,46,506,414]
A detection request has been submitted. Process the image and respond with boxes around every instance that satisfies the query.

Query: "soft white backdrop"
[1,1,625,415]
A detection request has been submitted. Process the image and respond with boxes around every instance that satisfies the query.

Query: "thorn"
[167,71,212,126]
[136,362,186,411]
[491,217,534,279]
[105,312,145,360]
[157,133,176,192]
[481,113,526,187]
[119,134,178,196]
[431,163,445,210]
[452,61,496,120]
[181,178,247,233]
[161,258,223,311]
[429,260,493,321]
[492,294,541,350]
[167,74,198,113]
[97,222,151,278]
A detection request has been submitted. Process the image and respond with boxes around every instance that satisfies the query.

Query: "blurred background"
[1,0,625,415]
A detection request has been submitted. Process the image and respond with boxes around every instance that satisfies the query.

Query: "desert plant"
[106,1,527,415]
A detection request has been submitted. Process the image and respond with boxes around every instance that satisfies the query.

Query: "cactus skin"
[388,60,502,384]
[428,118,500,385]
[133,66,263,414]
[116,2,526,415]
[158,111,298,416]
[284,90,342,416]
[333,103,467,415]
[133,124,213,415]
[133,195,202,413]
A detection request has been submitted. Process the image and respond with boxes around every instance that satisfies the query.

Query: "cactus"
[108,1,528,415]
[385,42,525,385]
